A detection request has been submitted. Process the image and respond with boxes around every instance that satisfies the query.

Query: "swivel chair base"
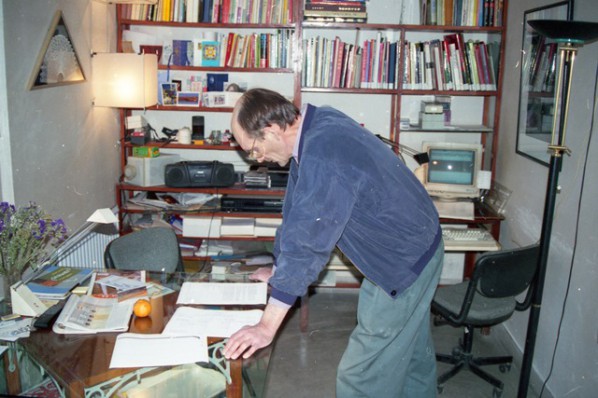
[436,326,512,398]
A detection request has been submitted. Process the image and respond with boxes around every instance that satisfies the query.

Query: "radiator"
[55,224,118,270]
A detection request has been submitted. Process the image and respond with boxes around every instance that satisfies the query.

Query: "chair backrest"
[104,227,184,273]
[474,244,540,299]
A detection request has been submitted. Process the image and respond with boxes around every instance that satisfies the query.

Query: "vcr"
[221,195,284,213]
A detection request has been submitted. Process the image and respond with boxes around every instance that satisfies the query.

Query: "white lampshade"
[92,53,158,108]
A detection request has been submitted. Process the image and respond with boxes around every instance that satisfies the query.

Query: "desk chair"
[432,244,539,397]
[104,227,185,273]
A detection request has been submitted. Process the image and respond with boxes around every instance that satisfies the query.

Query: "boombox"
[165,161,236,188]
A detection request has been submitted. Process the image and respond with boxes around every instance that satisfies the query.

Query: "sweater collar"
[293,104,316,164]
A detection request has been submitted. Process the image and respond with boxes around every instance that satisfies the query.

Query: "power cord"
[538,60,598,398]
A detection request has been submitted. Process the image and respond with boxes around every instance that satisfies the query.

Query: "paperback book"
[27,266,93,299]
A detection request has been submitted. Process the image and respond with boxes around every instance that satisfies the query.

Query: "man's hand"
[224,302,289,359]
[223,323,276,359]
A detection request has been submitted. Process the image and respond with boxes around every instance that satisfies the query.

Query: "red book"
[224,32,236,67]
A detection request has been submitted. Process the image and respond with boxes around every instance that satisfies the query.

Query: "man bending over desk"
[223,88,443,397]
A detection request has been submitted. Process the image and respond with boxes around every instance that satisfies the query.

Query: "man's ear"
[265,124,285,139]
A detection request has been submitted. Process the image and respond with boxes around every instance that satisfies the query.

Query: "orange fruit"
[133,299,152,318]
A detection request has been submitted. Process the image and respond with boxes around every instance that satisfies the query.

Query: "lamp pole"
[516,19,598,397]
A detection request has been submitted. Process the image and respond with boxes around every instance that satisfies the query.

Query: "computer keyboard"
[442,227,501,251]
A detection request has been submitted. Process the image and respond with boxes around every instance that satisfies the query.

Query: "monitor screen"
[420,142,482,200]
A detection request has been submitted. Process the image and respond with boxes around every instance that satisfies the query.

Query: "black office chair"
[104,227,185,273]
[432,244,540,397]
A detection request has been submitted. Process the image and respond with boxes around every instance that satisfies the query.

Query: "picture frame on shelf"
[28,10,85,90]
[177,92,201,107]
[160,83,177,105]
[516,1,571,165]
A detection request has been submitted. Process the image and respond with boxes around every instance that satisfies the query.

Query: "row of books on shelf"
[420,0,504,27]
[120,0,293,24]
[403,34,499,91]
[526,37,557,93]
[168,30,294,69]
[301,35,400,89]
[303,0,367,23]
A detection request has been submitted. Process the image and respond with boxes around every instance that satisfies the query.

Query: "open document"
[110,333,208,368]
[53,294,133,334]
[177,282,267,305]
[164,307,264,338]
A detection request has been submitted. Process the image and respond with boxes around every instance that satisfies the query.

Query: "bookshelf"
[113,0,508,278]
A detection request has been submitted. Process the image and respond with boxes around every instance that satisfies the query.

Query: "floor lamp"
[517,20,598,398]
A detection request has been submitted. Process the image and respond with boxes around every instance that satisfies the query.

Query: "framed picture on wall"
[28,11,85,90]
[515,1,572,165]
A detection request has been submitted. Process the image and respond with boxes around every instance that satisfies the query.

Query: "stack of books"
[304,0,367,23]
[27,266,93,301]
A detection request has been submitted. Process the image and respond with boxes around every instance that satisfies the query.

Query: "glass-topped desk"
[3,272,270,398]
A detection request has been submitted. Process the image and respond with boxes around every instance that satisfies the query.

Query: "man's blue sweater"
[269,105,442,305]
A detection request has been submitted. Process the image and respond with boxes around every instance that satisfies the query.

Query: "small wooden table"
[5,272,270,398]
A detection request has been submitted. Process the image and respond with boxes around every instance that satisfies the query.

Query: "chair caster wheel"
[493,387,503,398]
[499,363,511,373]
[437,385,444,394]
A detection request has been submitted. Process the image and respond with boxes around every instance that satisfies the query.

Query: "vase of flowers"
[0,202,68,301]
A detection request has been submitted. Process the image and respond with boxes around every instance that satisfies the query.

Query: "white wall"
[497,0,598,396]
[1,1,120,229]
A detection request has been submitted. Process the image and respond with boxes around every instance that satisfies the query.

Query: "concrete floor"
[263,288,535,398]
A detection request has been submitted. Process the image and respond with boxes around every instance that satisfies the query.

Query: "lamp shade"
[92,53,158,108]
[528,20,598,45]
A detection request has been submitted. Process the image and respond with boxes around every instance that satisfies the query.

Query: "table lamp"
[517,19,598,398]
[92,53,158,108]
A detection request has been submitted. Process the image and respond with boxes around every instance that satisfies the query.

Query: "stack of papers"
[110,281,266,369]
[177,282,267,305]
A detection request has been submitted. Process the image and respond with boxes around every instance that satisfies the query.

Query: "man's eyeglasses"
[246,137,259,160]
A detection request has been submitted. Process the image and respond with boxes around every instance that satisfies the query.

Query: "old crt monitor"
[419,141,482,200]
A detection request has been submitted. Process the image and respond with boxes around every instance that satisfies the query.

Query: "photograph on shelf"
[177,92,201,106]
[224,82,248,92]
[160,83,177,105]
[172,79,182,91]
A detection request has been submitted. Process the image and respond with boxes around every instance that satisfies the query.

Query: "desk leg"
[226,358,243,398]
[4,346,21,395]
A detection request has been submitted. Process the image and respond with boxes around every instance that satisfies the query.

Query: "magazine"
[53,294,133,334]
[88,270,147,302]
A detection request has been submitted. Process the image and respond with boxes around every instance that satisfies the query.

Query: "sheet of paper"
[163,307,263,338]
[110,333,208,368]
[0,318,32,341]
[433,200,475,220]
[177,282,267,305]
